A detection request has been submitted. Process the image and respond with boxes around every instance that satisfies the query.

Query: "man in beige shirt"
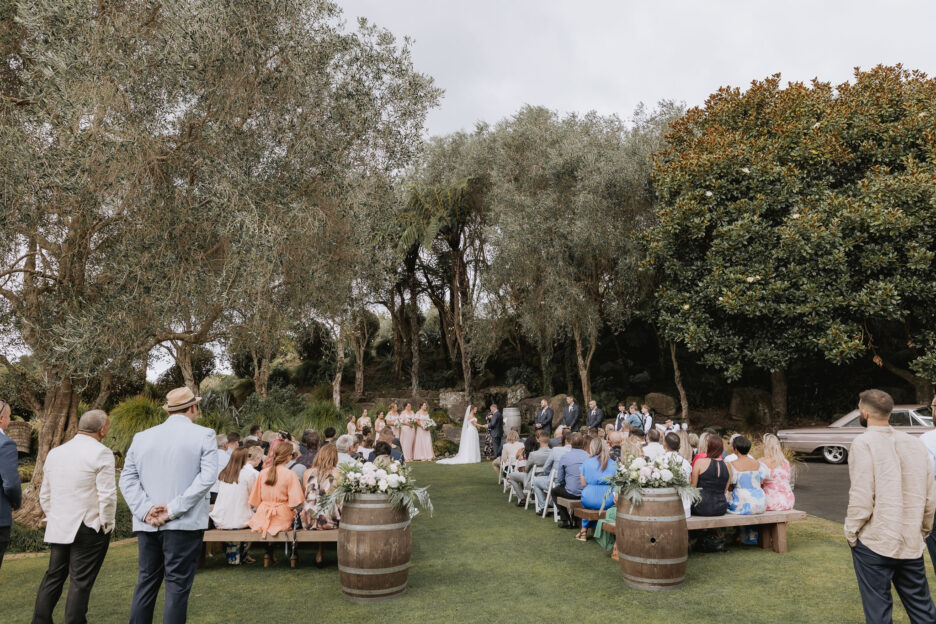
[845,389,936,624]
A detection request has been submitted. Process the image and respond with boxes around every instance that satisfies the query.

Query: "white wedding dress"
[437,407,481,464]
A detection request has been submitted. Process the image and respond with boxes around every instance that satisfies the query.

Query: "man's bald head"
[78,409,109,435]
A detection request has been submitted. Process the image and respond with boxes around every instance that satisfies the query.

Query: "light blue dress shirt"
[119,414,219,532]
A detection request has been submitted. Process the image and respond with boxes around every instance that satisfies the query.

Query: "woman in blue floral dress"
[725,436,769,544]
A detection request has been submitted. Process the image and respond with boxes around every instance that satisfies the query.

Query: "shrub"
[107,396,166,455]
[229,377,255,405]
[307,382,332,402]
[433,439,458,458]
[238,385,306,433]
[199,410,235,435]
[298,400,344,437]
[17,463,34,484]
[431,409,451,426]
[268,365,292,389]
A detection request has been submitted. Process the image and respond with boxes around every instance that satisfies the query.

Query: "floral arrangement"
[321,456,433,517]
[604,453,701,508]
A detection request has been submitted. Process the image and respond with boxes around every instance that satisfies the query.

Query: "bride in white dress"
[437,405,484,464]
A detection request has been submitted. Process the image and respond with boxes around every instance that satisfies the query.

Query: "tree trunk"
[770,369,787,427]
[252,351,271,398]
[175,341,198,394]
[539,348,553,397]
[878,357,935,404]
[572,324,596,405]
[333,325,344,407]
[389,301,404,380]
[408,274,420,396]
[350,328,365,400]
[92,369,114,410]
[670,343,689,423]
[14,379,81,528]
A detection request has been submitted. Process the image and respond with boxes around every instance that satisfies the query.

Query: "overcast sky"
[338,0,936,136]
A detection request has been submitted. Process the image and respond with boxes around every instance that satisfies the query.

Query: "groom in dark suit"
[489,404,504,458]
[585,400,604,429]
[534,399,553,436]
[562,396,580,431]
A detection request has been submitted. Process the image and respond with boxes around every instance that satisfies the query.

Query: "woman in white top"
[210,446,262,565]
[499,430,525,469]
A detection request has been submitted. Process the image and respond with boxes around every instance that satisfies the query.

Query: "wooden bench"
[555,497,582,522]
[199,529,339,568]
[573,508,807,553]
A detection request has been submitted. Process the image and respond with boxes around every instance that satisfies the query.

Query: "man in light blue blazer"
[119,387,218,624]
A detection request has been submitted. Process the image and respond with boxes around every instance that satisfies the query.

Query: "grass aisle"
[1,462,928,622]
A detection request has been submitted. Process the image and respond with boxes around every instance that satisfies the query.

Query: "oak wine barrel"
[502,407,521,434]
[338,493,412,602]
[615,487,688,590]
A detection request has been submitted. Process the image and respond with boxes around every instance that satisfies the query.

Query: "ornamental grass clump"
[605,453,700,508]
[322,457,432,517]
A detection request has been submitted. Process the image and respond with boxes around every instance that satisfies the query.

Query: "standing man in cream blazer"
[32,409,116,623]
[120,387,218,624]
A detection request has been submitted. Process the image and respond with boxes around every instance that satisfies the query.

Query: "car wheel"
[822,445,847,464]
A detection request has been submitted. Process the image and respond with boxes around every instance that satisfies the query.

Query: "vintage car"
[777,404,934,464]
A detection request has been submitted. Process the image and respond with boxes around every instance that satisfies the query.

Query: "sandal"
[611,546,620,562]
[243,555,256,564]
[575,530,588,542]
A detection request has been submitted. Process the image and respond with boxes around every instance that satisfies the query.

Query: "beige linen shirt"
[844,426,936,558]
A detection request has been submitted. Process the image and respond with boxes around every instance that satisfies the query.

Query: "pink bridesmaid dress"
[412,412,435,461]
[399,410,416,461]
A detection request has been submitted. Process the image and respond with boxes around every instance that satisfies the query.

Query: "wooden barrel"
[6,420,31,454]
[615,487,688,590]
[503,407,521,434]
[338,493,412,602]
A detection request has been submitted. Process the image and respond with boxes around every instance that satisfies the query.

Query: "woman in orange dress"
[248,442,304,566]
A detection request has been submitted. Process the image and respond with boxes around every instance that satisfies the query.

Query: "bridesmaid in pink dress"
[386,403,401,439]
[399,402,417,461]
[412,402,435,461]
[760,434,795,510]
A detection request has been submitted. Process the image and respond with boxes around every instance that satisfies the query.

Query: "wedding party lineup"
[2,1,936,623]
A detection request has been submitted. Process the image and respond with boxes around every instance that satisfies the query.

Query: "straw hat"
[163,387,202,413]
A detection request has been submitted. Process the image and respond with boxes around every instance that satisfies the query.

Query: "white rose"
[348,472,359,481]
[389,463,399,473]
[791,213,801,219]
[741,167,750,174]
[651,469,661,480]
[363,462,376,473]
[705,190,713,197]
[638,475,647,484]
[682,304,690,310]
[746,276,755,283]
[387,475,400,488]
[375,469,388,480]
[660,469,674,482]
[398,476,406,484]
[378,479,388,491]
[632,458,647,469]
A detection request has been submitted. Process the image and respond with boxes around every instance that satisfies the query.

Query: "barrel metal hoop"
[619,553,688,565]
[347,503,394,509]
[353,494,393,501]
[339,561,411,575]
[342,583,408,596]
[635,496,681,503]
[621,572,685,585]
[341,520,411,532]
[619,514,686,522]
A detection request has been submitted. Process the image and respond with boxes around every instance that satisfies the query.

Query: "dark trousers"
[492,436,503,460]
[32,524,111,624]
[550,485,580,527]
[0,524,10,570]
[851,539,936,624]
[130,530,204,624]
[926,509,936,573]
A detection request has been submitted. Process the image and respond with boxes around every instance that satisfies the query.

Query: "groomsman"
[585,400,604,429]
[614,402,629,432]
[0,399,22,569]
[562,395,580,431]
[33,410,116,623]
[534,399,553,435]
[120,387,218,624]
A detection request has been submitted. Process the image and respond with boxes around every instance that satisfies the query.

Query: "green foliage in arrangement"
[646,66,936,404]
[106,397,166,456]
[433,439,459,458]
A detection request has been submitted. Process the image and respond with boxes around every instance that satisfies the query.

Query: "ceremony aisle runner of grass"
[1,462,929,623]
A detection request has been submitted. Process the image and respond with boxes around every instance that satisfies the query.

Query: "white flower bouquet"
[605,453,700,507]
[418,416,436,431]
[321,456,433,516]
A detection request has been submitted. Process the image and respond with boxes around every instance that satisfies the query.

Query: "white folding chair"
[523,465,541,509]
[507,461,529,502]
[541,468,559,521]
[502,462,518,494]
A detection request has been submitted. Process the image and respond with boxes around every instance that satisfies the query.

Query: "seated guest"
[509,431,551,505]
[551,433,589,529]
[643,428,665,460]
[577,437,617,541]
[248,443,304,566]
[358,435,375,460]
[548,425,566,449]
[297,430,320,469]
[210,447,261,565]
[676,429,693,463]
[726,435,769,515]
[533,428,572,513]
[371,441,393,461]
[245,424,262,443]
[323,427,337,444]
[300,444,342,567]
[285,441,306,482]
[619,427,643,459]
[691,432,710,467]
[351,434,365,460]
[369,429,405,464]
[498,430,524,470]
[724,433,742,463]
[688,432,699,457]
[662,433,693,518]
[607,431,624,462]
[691,435,731,517]
[335,435,356,465]
[760,434,795,511]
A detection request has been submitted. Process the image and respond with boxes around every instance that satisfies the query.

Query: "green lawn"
[2,462,931,623]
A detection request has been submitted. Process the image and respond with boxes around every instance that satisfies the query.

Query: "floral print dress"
[762,461,795,511]
[299,468,341,530]
[727,462,770,515]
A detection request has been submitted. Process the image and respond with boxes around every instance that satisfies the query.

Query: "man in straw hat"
[119,387,218,624]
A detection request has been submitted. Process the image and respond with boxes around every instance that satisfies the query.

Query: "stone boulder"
[441,423,462,443]
[438,389,463,410]
[517,396,549,423]
[447,401,468,424]
[728,387,772,425]
[644,392,678,417]
[507,384,531,406]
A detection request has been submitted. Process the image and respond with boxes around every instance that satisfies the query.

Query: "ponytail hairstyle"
[264,442,293,486]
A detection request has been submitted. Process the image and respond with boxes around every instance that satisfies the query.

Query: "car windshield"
[914,407,933,426]
[841,416,862,427]
[889,411,912,427]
